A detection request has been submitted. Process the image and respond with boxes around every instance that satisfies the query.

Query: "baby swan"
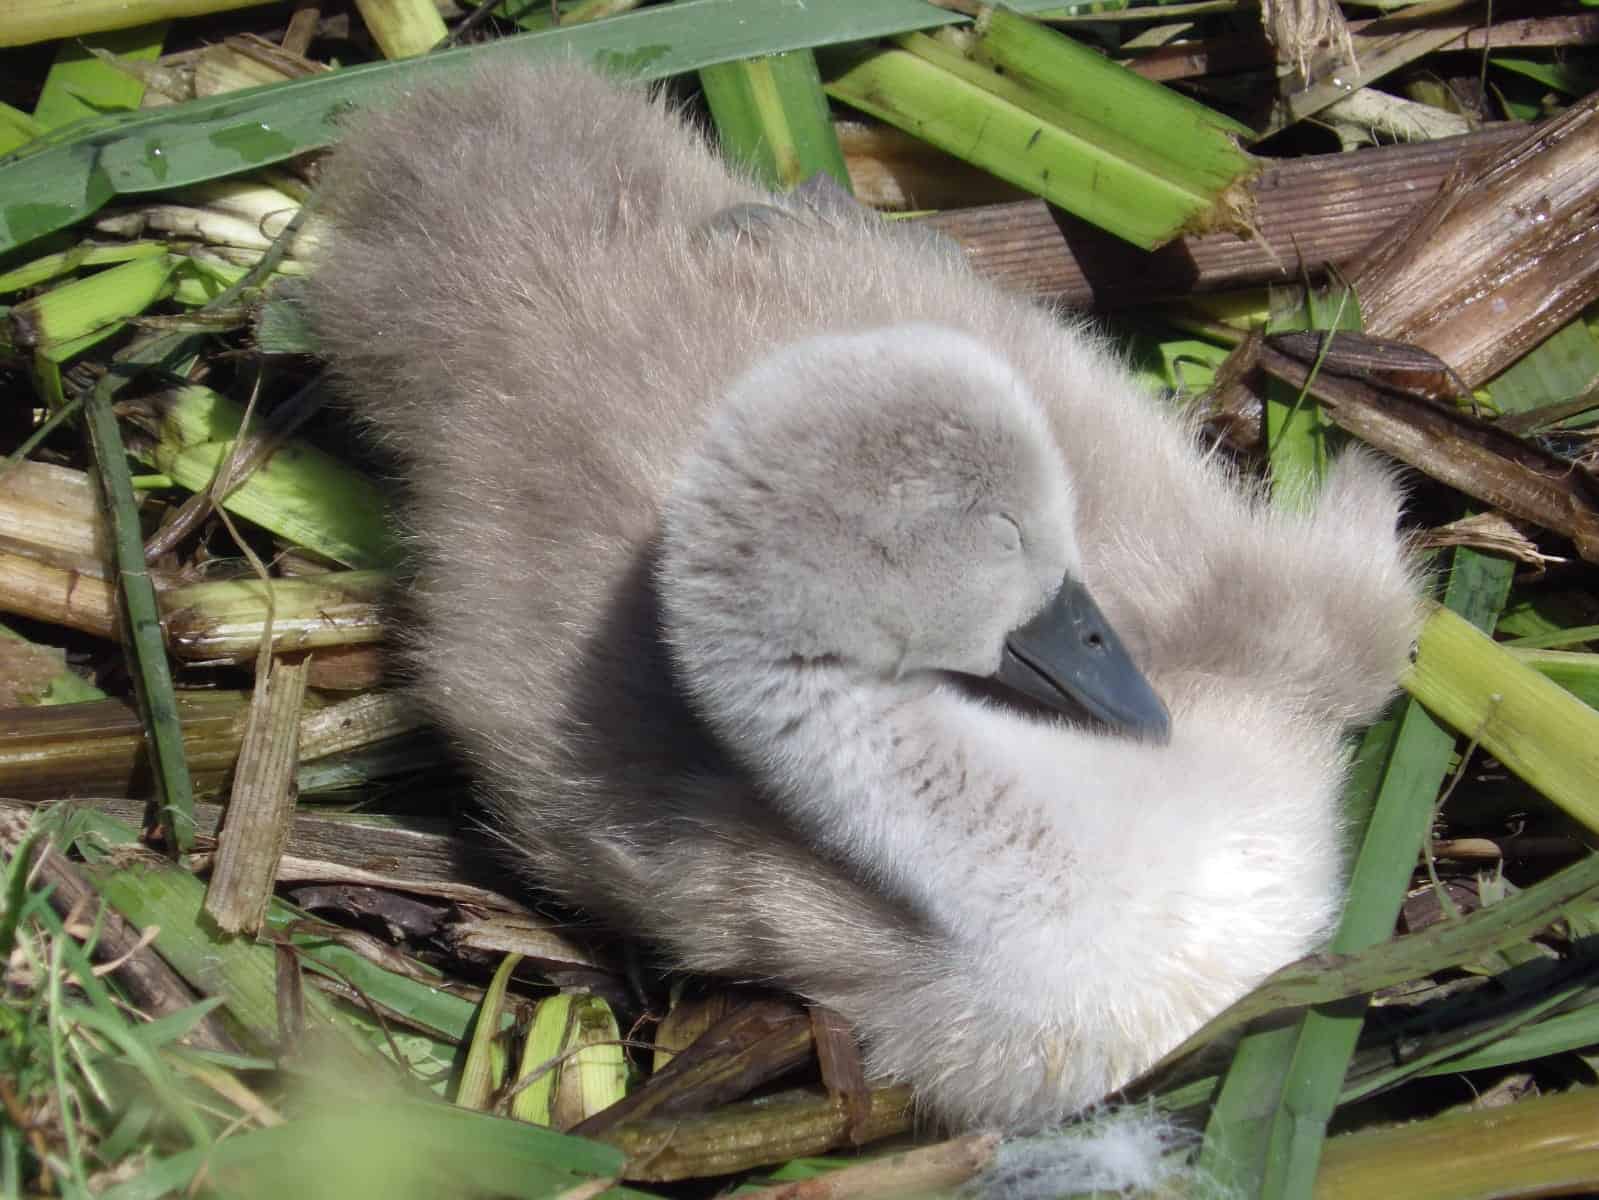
[307,63,1419,1132]
[656,327,1350,1129]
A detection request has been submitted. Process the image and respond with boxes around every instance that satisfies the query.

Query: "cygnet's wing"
[308,65,768,915]
[310,68,961,978]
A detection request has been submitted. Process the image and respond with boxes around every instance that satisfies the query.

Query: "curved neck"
[695,642,1072,943]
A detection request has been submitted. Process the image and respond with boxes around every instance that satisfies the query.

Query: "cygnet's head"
[660,324,1168,738]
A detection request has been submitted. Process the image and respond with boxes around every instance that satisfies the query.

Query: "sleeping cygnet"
[306,63,1422,1134]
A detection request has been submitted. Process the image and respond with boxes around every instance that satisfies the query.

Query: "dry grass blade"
[202,653,312,934]
[1254,340,1599,562]
[1264,13,1469,136]
[1417,512,1563,569]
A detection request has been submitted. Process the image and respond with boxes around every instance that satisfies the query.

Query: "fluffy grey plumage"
[307,65,1422,1133]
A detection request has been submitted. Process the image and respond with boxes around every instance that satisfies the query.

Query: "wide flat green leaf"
[1485,316,1599,423]
[0,0,992,256]
[0,0,1094,256]
[32,23,168,130]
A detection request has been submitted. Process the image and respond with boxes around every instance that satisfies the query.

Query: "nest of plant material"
[3,2,1599,1198]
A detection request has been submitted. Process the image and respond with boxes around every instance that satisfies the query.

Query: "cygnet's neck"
[698,641,1074,944]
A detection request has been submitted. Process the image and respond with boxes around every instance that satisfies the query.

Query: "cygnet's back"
[309,65,1421,1131]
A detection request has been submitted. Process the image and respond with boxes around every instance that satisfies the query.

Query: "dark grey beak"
[993,576,1171,742]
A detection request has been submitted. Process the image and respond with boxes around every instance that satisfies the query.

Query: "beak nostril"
[1084,632,1104,649]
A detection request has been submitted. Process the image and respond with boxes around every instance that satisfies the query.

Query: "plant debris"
[4,2,1599,1198]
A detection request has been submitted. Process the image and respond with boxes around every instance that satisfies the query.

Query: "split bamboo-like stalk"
[162,571,387,662]
[0,529,385,661]
[0,548,118,638]
[353,0,446,59]
[1,0,279,48]
[457,952,520,1111]
[10,794,473,896]
[1403,603,1599,836]
[1316,1086,1599,1200]
[92,204,321,257]
[296,692,423,761]
[919,123,1527,309]
[823,12,1256,252]
[0,689,421,803]
[701,51,849,192]
[736,1133,998,1200]
[0,241,168,294]
[598,1085,914,1182]
[0,691,250,802]
[1355,89,1599,387]
[512,993,628,1130]
[120,384,397,570]
[2,253,177,353]
[0,461,109,577]
[190,33,327,97]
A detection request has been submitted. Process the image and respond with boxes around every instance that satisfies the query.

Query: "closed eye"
[988,512,1023,553]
